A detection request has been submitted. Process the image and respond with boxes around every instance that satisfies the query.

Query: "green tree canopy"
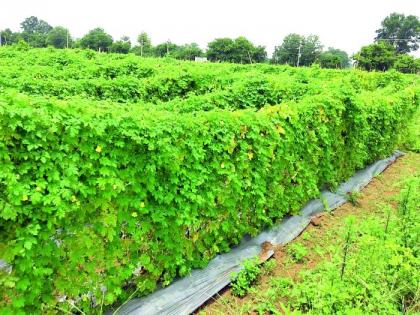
[353,42,396,71]
[46,26,71,49]
[0,28,21,45]
[20,16,52,47]
[173,43,204,60]
[21,16,52,34]
[251,45,268,63]
[272,34,322,66]
[272,33,302,65]
[233,36,257,63]
[233,36,267,63]
[110,36,131,54]
[393,53,419,73]
[80,28,113,52]
[206,37,267,63]
[319,52,341,69]
[153,41,179,57]
[319,47,350,68]
[375,13,420,53]
[300,35,323,66]
[206,38,235,62]
[134,32,153,57]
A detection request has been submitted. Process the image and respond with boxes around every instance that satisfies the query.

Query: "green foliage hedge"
[0,47,417,108]
[0,47,419,313]
[1,87,418,313]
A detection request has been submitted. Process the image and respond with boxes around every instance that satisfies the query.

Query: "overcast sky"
[1,0,419,57]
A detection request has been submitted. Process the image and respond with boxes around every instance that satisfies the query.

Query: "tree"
[206,37,267,63]
[173,43,204,60]
[393,54,419,73]
[0,28,21,45]
[232,36,267,63]
[20,16,52,47]
[80,28,113,52]
[353,42,396,71]
[110,36,131,54]
[375,13,420,53]
[319,47,350,68]
[232,36,255,63]
[135,32,152,57]
[46,26,71,48]
[300,35,323,66]
[319,52,341,69]
[153,41,179,57]
[21,16,52,35]
[206,38,236,62]
[272,34,302,65]
[252,45,268,63]
[272,33,322,66]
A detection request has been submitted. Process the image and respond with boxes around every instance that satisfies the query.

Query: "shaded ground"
[198,152,420,315]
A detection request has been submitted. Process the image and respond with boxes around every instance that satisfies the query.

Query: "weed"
[340,217,355,279]
[383,204,392,237]
[397,179,419,254]
[287,243,308,263]
[231,258,261,297]
[346,190,361,206]
[262,259,277,276]
[269,277,293,296]
[301,231,312,241]
[276,178,419,314]
[320,195,331,213]
[254,301,281,315]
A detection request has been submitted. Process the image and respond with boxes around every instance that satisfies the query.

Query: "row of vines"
[0,47,419,314]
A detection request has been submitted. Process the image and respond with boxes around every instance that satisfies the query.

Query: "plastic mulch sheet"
[0,151,404,314]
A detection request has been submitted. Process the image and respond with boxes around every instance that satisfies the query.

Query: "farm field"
[0,46,419,314]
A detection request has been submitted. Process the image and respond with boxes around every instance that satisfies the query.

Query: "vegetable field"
[0,47,419,314]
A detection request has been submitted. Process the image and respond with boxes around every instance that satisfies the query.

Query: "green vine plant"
[0,46,417,314]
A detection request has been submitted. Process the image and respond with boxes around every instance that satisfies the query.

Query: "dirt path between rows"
[198,152,420,315]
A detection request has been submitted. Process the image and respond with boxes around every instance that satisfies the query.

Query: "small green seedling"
[347,191,361,206]
[262,259,277,275]
[301,231,312,241]
[320,195,331,213]
[231,257,261,297]
[287,243,308,263]
[269,277,293,296]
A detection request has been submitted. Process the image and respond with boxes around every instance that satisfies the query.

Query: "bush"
[393,54,419,74]
[353,42,396,71]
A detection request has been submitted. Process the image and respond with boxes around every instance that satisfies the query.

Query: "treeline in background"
[0,13,419,73]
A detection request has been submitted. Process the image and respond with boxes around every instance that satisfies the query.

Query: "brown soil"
[197,152,420,315]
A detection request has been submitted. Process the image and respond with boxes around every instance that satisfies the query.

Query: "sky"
[1,0,419,57]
